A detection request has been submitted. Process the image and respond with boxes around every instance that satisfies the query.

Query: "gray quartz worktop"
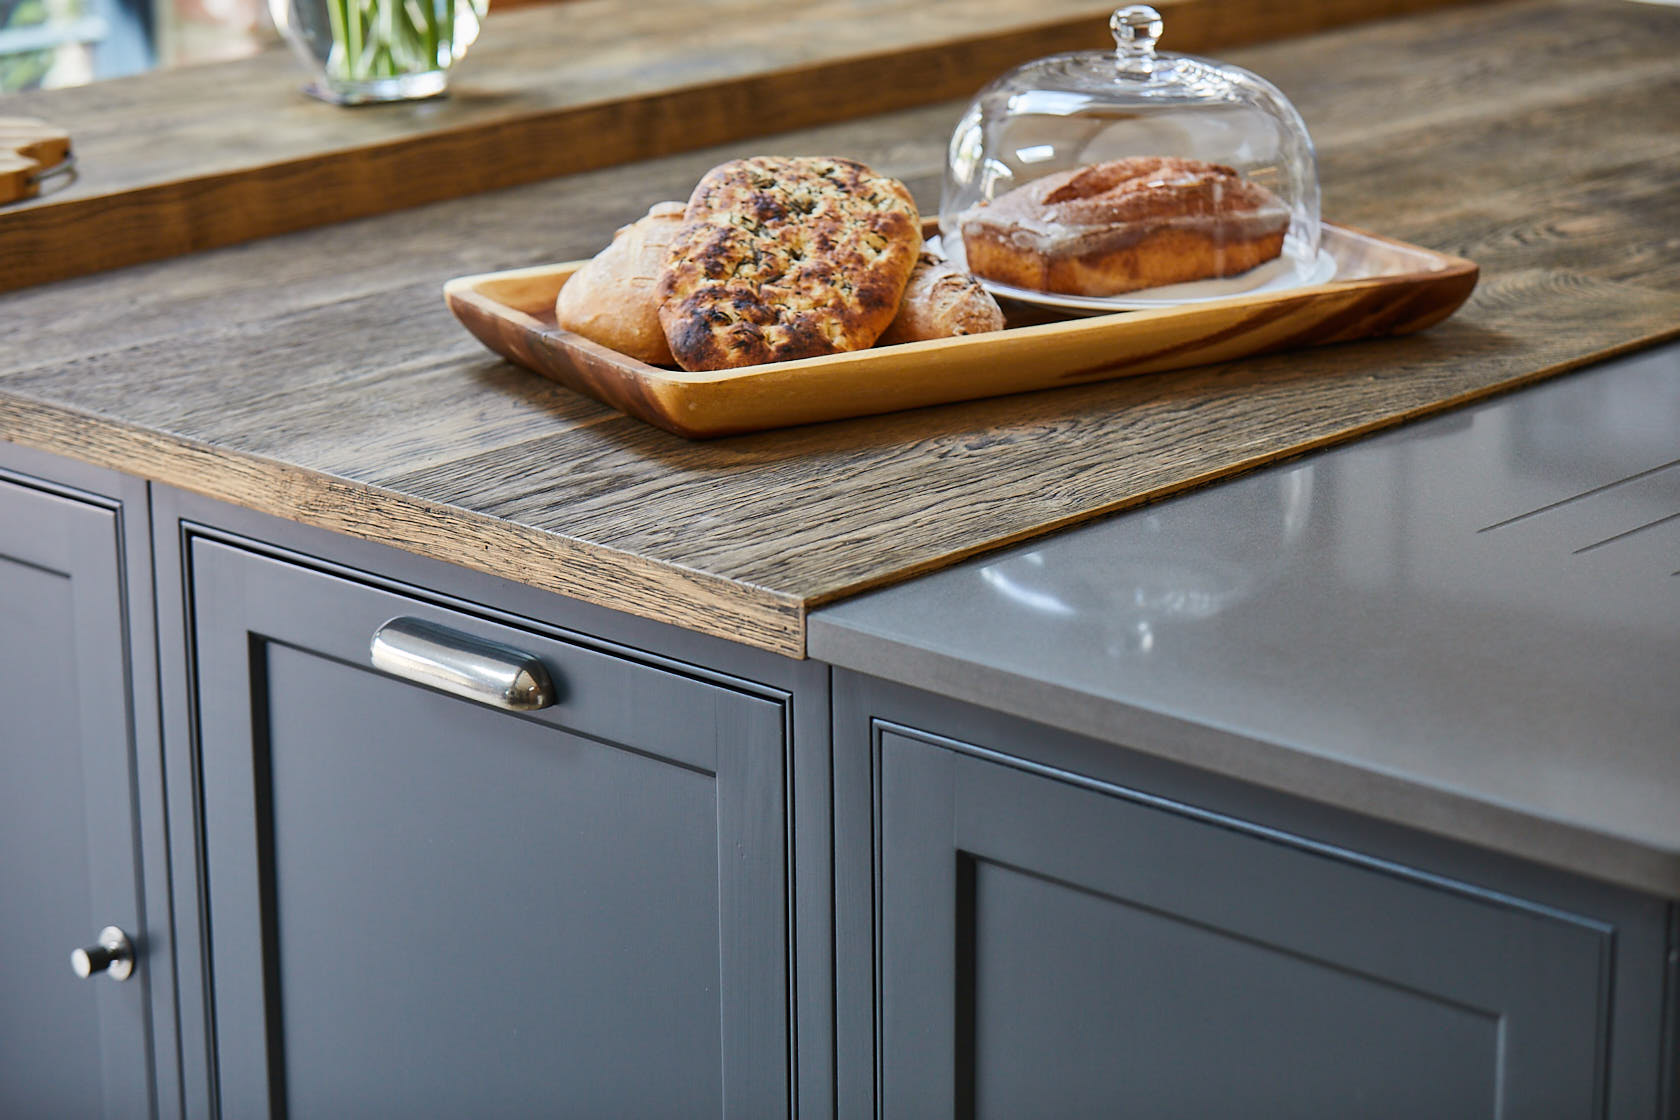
[810,343,1680,897]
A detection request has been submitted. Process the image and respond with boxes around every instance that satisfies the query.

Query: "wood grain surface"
[446,224,1478,437]
[1,0,1677,656]
[0,0,1491,293]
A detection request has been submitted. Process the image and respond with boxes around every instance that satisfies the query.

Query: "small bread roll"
[556,201,686,364]
[877,253,1004,346]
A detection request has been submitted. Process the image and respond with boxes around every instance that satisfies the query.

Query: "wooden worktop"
[0,0,1482,293]
[2,0,1677,656]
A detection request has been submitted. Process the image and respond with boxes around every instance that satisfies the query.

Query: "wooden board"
[0,153,39,206]
[0,119,72,205]
[1,0,1677,657]
[0,118,71,167]
[446,224,1477,437]
[0,0,1495,294]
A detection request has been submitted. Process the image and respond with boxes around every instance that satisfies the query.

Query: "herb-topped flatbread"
[658,156,921,371]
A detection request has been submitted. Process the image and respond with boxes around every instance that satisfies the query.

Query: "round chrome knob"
[70,926,135,982]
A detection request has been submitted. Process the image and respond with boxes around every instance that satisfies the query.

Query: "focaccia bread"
[960,157,1290,297]
[555,201,686,364]
[877,253,1005,345]
[658,156,921,371]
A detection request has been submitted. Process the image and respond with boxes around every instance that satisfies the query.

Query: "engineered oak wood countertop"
[0,0,1483,292]
[2,0,1678,656]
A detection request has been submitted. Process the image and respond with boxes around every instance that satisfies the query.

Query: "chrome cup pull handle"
[370,617,556,711]
[71,926,135,981]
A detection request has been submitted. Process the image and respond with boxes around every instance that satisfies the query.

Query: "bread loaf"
[556,201,686,364]
[877,253,1004,345]
[960,157,1289,297]
[658,156,921,371]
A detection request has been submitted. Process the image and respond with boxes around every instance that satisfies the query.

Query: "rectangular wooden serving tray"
[444,222,1477,439]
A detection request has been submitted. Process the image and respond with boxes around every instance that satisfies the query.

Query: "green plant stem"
[327,0,460,83]
[345,0,363,79]
[420,0,439,70]
[323,0,347,75]
[378,0,395,76]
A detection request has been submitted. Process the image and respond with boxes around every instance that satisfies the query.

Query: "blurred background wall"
[0,0,574,90]
[0,0,575,92]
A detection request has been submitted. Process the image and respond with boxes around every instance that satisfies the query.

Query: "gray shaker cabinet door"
[0,477,154,1119]
[188,538,789,1119]
[876,727,1614,1120]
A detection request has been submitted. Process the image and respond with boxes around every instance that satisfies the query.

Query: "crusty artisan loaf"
[658,156,921,371]
[556,201,686,364]
[877,253,1004,345]
[960,157,1289,297]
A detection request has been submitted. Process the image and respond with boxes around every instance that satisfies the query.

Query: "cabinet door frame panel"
[877,725,1612,1117]
[835,669,1676,1120]
[153,487,833,1120]
[0,446,175,1120]
[185,533,790,1118]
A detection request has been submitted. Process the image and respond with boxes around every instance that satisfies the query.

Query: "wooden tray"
[445,222,1476,439]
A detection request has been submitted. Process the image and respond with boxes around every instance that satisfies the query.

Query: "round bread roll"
[877,253,1004,345]
[556,201,686,364]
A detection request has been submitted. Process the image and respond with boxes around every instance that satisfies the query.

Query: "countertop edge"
[0,394,808,658]
[807,614,1680,898]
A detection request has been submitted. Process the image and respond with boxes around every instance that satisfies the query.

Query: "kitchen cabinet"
[832,673,1678,1120]
[146,488,831,1120]
[7,440,1677,1120]
[177,534,790,1117]
[0,451,828,1120]
[6,429,1676,1119]
[0,453,174,1120]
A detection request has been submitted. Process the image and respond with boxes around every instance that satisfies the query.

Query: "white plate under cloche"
[926,235,1337,314]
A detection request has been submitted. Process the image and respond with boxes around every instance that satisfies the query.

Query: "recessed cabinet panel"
[967,859,1497,1116]
[877,727,1612,1120]
[189,538,789,1118]
[262,644,723,1116]
[0,478,152,1119]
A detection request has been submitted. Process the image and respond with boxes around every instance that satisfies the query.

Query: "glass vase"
[269,0,486,105]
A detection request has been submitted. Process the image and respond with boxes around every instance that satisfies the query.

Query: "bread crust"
[877,253,1004,345]
[960,157,1290,297]
[658,156,921,371]
[965,224,1286,296]
[556,201,685,364]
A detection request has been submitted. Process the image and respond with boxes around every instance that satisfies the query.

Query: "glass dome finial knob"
[1111,5,1163,56]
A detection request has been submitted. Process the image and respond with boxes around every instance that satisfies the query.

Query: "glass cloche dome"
[939,5,1323,308]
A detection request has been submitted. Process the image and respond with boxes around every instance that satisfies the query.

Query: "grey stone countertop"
[810,343,1680,898]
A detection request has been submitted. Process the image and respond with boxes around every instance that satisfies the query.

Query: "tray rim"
[444,221,1478,435]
